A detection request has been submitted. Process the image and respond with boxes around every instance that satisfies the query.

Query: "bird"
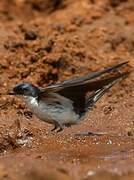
[10,62,129,133]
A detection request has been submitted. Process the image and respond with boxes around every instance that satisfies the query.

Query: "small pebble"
[24,30,38,40]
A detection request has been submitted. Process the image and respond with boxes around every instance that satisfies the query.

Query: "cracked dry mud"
[0,0,134,179]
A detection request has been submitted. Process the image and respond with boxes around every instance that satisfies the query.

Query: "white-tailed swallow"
[11,62,129,132]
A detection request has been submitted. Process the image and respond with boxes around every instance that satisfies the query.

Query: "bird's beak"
[8,92,15,95]
[0,91,15,96]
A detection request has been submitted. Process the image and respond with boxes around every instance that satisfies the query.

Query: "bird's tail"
[85,72,129,111]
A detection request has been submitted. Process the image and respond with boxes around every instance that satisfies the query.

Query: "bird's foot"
[51,124,58,131]
[51,122,64,133]
[56,127,64,133]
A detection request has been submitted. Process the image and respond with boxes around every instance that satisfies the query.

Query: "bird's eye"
[23,87,29,91]
[21,84,30,92]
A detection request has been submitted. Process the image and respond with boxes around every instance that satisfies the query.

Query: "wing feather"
[39,62,129,117]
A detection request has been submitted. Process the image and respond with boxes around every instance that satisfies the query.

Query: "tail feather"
[84,72,128,112]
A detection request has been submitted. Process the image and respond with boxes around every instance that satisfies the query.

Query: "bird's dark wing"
[59,73,128,116]
[42,61,128,92]
[40,62,129,117]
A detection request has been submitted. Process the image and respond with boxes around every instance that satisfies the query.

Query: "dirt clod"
[24,30,38,40]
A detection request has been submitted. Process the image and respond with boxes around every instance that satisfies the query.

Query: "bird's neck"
[23,96,39,107]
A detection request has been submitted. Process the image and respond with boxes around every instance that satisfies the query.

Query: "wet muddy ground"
[0,0,134,179]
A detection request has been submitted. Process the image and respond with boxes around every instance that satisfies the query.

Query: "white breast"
[23,96,80,125]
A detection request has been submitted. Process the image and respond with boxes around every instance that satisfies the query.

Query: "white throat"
[23,96,39,108]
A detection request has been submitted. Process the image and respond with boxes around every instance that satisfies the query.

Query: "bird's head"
[12,83,41,97]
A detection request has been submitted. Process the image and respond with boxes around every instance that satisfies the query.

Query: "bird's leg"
[51,123,58,131]
[56,127,63,133]
[65,123,71,127]
[56,122,64,133]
